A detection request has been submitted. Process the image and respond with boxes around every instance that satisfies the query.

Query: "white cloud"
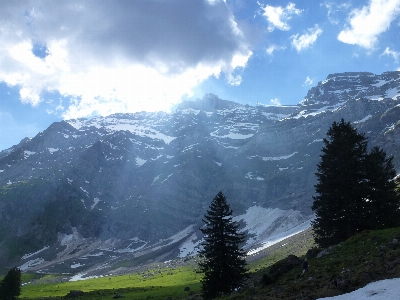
[266,44,287,55]
[291,25,323,52]
[303,76,314,86]
[259,2,302,32]
[338,0,400,49]
[0,0,252,119]
[380,47,400,62]
[321,1,351,25]
[270,98,281,106]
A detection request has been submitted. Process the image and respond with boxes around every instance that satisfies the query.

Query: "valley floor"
[17,227,400,300]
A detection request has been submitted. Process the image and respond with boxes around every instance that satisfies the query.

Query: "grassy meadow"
[20,264,202,299]
[17,228,315,299]
[17,226,400,299]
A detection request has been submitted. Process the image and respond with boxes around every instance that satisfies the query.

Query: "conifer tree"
[312,119,400,248]
[0,267,21,300]
[312,119,368,248]
[363,146,400,229]
[198,192,247,299]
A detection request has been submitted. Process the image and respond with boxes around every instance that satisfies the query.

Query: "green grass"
[248,227,315,273]
[21,264,202,299]
[19,228,316,300]
[225,227,400,299]
[19,227,400,300]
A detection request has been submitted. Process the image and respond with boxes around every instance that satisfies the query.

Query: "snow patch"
[71,263,85,269]
[135,156,147,166]
[354,114,372,124]
[48,148,59,154]
[317,278,400,300]
[262,112,291,120]
[60,234,74,246]
[69,273,100,282]
[178,232,200,258]
[91,198,100,210]
[180,108,200,115]
[372,79,387,87]
[19,258,45,271]
[245,172,264,180]
[308,139,323,145]
[152,175,160,184]
[24,150,36,159]
[262,152,297,161]
[21,246,49,260]
[232,206,313,255]
[385,87,400,99]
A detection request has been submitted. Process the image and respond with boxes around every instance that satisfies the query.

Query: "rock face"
[0,71,399,275]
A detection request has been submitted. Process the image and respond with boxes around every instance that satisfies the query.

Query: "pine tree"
[312,119,368,248]
[312,119,400,248]
[0,267,21,300]
[363,146,400,229]
[198,192,247,299]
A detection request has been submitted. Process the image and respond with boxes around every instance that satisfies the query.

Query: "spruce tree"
[363,146,400,229]
[312,119,368,248]
[0,267,21,300]
[198,191,247,299]
[312,119,400,248]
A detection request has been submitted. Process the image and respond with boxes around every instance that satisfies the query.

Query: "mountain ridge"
[0,71,399,275]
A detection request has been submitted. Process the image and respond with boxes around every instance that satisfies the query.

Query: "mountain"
[0,71,399,276]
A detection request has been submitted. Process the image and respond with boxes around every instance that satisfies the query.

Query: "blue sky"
[1,0,400,151]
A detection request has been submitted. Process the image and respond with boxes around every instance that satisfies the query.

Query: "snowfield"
[317,278,400,300]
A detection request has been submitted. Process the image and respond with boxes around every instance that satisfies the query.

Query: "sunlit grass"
[20,229,316,299]
[21,265,202,299]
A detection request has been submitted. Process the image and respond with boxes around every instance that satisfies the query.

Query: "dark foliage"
[198,191,247,299]
[362,146,400,229]
[312,119,400,248]
[0,267,21,300]
[262,254,302,285]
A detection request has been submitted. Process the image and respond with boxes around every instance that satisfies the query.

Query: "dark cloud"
[26,0,249,73]
[0,0,251,117]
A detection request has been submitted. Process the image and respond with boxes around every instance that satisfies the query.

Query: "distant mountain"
[0,71,399,276]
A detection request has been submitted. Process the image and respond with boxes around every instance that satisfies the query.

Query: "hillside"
[17,227,400,300]
[0,71,399,273]
[226,227,400,300]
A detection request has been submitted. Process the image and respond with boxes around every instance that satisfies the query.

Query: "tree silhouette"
[312,119,400,248]
[198,191,247,299]
[362,146,400,230]
[0,267,21,300]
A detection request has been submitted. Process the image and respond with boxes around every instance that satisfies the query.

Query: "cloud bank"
[338,0,400,49]
[0,0,251,118]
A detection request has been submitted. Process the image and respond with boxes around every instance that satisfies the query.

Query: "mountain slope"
[0,71,399,274]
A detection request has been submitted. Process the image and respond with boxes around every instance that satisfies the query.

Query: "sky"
[1,0,400,151]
